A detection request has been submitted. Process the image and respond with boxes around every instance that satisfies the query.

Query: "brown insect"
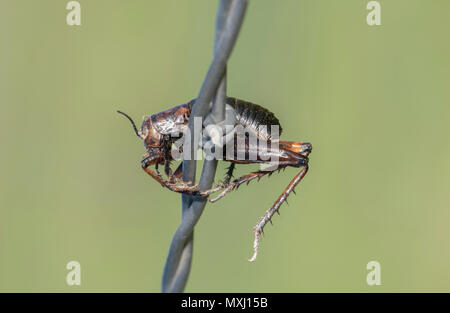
[118,97,312,261]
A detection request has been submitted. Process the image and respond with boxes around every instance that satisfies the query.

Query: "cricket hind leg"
[249,165,309,262]
[209,140,311,202]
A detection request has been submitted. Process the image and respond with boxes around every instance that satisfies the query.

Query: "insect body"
[118,97,312,261]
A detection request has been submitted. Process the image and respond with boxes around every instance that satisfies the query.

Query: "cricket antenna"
[117,110,142,139]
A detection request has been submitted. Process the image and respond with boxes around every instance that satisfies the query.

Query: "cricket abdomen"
[226,97,283,141]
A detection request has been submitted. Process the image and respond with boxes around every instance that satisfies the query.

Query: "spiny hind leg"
[249,166,309,262]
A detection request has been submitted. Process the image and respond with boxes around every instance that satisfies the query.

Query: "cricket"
[118,97,312,261]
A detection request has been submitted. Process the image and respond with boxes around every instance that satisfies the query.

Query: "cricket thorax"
[150,103,192,137]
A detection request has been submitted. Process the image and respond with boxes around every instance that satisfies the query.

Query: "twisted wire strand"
[161,0,248,293]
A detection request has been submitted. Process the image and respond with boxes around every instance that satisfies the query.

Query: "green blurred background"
[1,0,449,292]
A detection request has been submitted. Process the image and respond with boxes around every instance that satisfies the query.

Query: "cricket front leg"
[142,157,228,196]
[167,162,227,196]
[249,166,309,262]
[142,156,199,194]
[162,135,173,178]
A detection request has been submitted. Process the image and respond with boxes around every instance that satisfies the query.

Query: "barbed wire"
[161,0,248,293]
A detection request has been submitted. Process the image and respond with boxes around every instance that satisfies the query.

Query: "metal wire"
[161,0,248,293]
